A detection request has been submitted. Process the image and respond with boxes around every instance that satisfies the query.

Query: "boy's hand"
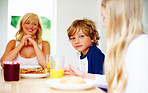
[64,66,71,76]
[64,64,85,78]
[69,64,85,77]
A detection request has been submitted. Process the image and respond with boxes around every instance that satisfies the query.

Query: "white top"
[76,53,108,88]
[77,52,88,73]
[15,41,42,66]
[95,34,148,90]
[124,34,148,93]
[76,54,108,88]
[95,74,108,88]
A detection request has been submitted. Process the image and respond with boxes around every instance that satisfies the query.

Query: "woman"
[1,13,50,68]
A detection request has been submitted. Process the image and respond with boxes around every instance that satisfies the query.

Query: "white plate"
[46,78,96,90]
[20,65,41,70]
[20,73,50,78]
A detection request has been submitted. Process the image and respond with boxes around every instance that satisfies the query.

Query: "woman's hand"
[27,37,37,46]
[20,35,32,46]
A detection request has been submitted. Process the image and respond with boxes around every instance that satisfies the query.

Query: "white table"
[0,69,105,93]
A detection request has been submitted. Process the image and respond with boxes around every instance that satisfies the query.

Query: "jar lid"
[3,61,20,65]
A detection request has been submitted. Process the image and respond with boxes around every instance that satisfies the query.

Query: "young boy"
[67,18,105,75]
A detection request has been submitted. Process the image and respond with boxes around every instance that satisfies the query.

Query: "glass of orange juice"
[46,55,50,69]
[50,56,65,79]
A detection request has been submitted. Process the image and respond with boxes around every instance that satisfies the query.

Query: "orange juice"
[50,69,64,78]
[47,62,50,68]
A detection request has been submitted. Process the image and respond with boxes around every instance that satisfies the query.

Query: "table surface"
[0,69,105,93]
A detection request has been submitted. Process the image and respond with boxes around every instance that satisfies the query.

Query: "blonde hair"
[103,0,144,93]
[67,18,100,45]
[15,13,42,44]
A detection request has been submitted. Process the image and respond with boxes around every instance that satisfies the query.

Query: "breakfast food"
[20,68,50,74]
[60,76,85,84]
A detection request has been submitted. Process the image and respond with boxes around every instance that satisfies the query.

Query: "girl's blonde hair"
[67,18,100,45]
[103,0,144,93]
[15,13,42,44]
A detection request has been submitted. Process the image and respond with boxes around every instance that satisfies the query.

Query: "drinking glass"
[3,61,20,81]
[50,56,65,79]
[46,55,50,69]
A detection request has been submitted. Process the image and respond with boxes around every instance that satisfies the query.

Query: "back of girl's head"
[15,13,42,44]
[67,18,100,45]
[104,0,144,93]
[105,0,144,44]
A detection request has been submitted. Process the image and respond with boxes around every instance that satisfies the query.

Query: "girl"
[102,0,148,93]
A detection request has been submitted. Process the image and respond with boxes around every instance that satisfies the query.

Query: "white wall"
[0,0,147,67]
[55,0,106,66]
[0,0,8,58]
[0,0,106,67]
[55,0,148,66]
[143,0,148,33]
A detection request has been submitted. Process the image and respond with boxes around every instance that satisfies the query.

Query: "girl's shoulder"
[130,34,148,47]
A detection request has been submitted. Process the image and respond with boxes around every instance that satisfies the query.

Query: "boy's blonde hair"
[67,19,100,45]
[103,0,144,93]
[15,13,42,44]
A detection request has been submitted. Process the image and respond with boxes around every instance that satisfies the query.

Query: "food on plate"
[59,76,85,84]
[20,67,50,74]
